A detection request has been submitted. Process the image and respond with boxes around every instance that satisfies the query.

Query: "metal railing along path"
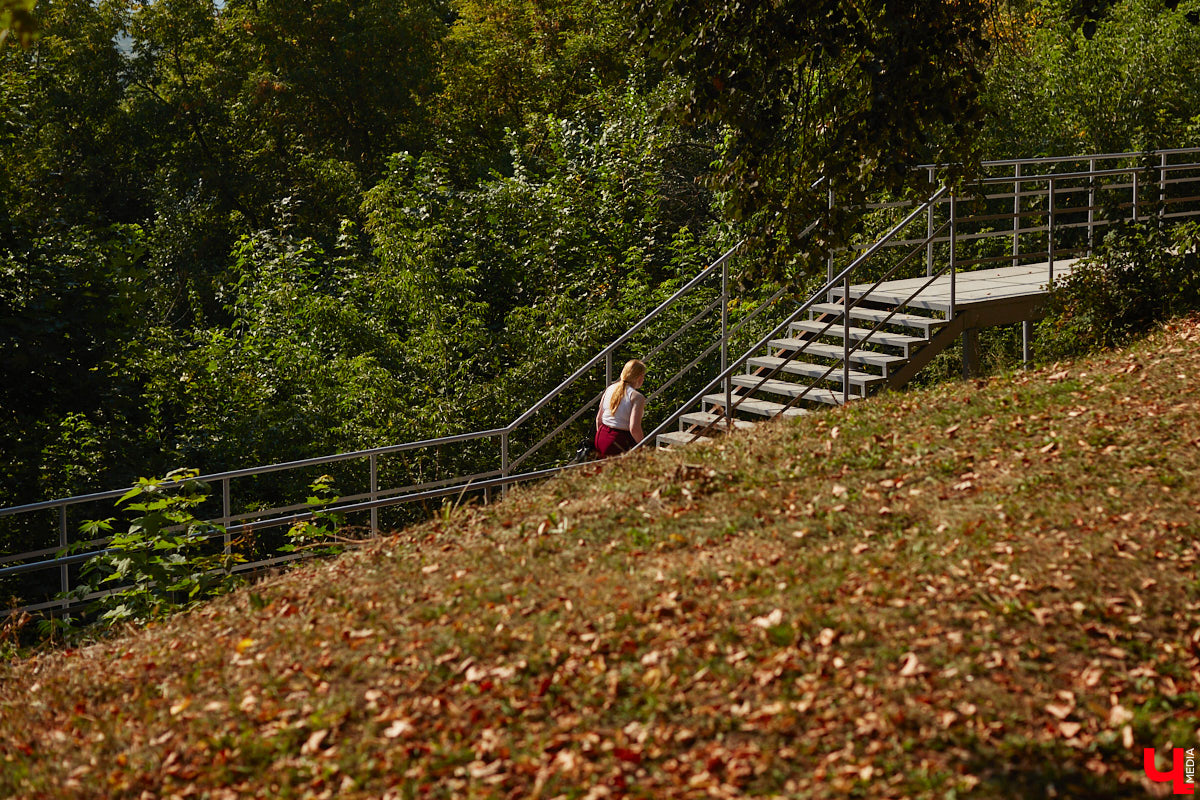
[1,232,791,613]
[5,148,1200,615]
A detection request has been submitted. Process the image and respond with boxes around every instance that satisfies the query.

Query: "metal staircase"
[658,298,948,447]
[652,149,1200,448]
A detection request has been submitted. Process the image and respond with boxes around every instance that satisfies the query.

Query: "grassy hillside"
[2,318,1199,799]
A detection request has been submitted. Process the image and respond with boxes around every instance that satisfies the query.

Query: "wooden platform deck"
[833,260,1081,320]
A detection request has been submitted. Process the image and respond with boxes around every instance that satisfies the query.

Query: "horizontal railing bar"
[976,162,1200,187]
[222,468,507,527]
[0,543,64,565]
[224,463,584,536]
[0,427,510,517]
[921,147,1200,173]
[0,548,115,579]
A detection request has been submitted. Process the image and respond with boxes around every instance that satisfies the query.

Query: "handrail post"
[949,192,957,321]
[721,253,731,430]
[1160,151,1168,217]
[369,454,379,536]
[222,477,231,554]
[826,183,835,302]
[59,506,68,607]
[1048,177,1056,284]
[1012,162,1022,267]
[1088,157,1097,255]
[501,431,509,498]
[843,272,851,403]
[1132,172,1139,222]
[927,166,936,276]
[605,353,612,386]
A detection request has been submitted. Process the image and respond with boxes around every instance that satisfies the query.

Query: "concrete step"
[809,302,947,335]
[767,338,907,371]
[789,320,927,355]
[680,411,758,432]
[702,394,809,419]
[731,375,860,406]
[657,430,713,448]
[745,356,886,389]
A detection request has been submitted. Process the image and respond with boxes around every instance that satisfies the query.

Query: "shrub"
[1039,219,1200,357]
[68,469,245,627]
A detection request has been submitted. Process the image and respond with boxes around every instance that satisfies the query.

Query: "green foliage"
[982,0,1200,156]
[282,474,346,557]
[1039,219,1200,355]
[433,0,630,181]
[362,84,725,441]
[69,469,245,627]
[634,0,990,279]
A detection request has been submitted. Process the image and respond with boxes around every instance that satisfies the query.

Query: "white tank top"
[601,384,642,430]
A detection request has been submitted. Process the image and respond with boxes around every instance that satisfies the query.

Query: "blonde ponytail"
[606,359,646,414]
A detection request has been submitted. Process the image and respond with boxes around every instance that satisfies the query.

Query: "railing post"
[605,353,612,386]
[1160,151,1168,217]
[927,166,936,276]
[59,506,69,606]
[501,431,509,498]
[1048,177,1056,285]
[222,477,231,554]
[1012,162,1022,267]
[826,184,836,303]
[949,193,957,321]
[721,254,731,430]
[843,271,851,402]
[369,454,379,536]
[1132,171,1139,222]
[1088,157,1097,255]
[1022,320,1033,367]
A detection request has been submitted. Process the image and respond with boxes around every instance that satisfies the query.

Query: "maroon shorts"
[595,423,637,458]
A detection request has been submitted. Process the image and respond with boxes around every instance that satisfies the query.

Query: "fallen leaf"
[899,653,923,677]
[383,719,414,739]
[1059,721,1082,738]
[1044,702,1073,720]
[301,729,328,755]
[752,609,784,629]
[1108,705,1133,727]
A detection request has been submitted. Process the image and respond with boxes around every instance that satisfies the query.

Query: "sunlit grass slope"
[3,318,1199,799]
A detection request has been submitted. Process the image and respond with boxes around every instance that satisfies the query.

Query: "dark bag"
[569,436,596,465]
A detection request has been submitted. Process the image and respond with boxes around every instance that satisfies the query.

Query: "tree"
[981,0,1200,157]
[431,0,630,182]
[635,0,991,280]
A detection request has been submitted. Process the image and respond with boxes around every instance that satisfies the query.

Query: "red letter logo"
[1145,748,1196,795]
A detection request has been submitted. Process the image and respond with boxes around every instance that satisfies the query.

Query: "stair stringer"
[882,314,967,391]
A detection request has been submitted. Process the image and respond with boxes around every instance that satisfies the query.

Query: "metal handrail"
[637,187,951,448]
[661,191,952,444]
[656,150,1200,446]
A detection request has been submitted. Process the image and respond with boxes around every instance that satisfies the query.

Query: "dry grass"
[2,317,1199,799]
